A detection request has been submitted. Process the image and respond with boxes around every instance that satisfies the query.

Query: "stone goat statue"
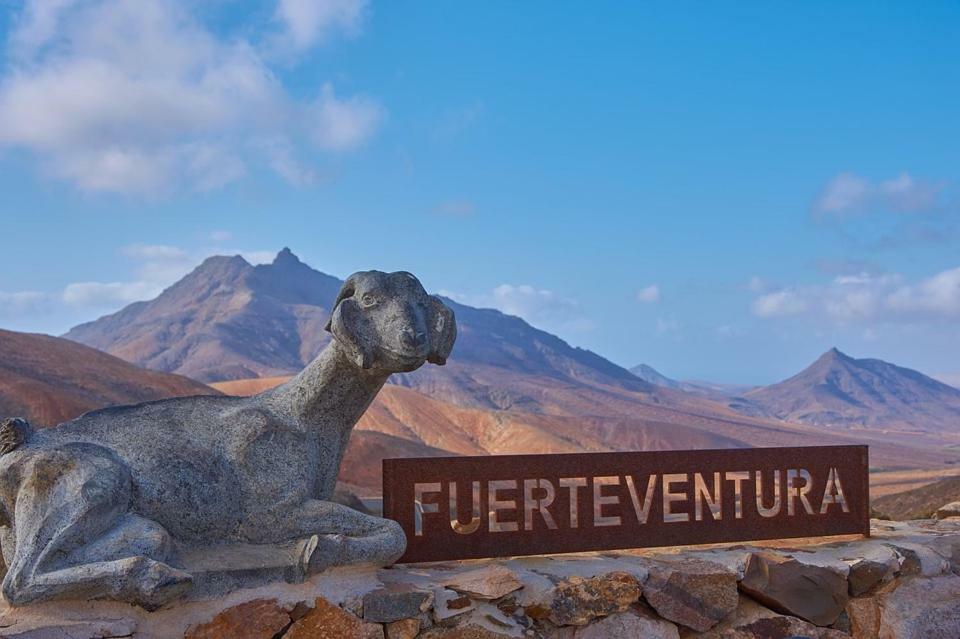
[0,271,455,608]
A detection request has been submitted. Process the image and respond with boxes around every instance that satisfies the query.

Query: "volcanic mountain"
[736,348,960,433]
[65,248,652,414]
[65,249,343,382]
[0,328,215,427]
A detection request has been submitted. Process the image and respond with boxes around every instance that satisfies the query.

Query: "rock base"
[1,518,959,639]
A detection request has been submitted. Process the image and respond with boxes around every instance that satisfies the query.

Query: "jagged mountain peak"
[816,346,850,363]
[63,253,647,411]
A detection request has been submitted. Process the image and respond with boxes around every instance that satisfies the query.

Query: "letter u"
[450,480,482,534]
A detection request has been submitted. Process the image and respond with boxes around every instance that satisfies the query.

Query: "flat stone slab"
[738,551,849,626]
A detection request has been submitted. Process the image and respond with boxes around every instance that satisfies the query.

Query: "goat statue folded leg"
[0,437,191,609]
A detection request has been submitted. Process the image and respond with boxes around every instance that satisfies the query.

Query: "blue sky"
[1,1,959,386]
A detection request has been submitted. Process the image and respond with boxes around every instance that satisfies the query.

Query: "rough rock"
[363,586,434,623]
[547,572,641,626]
[385,617,421,639]
[848,557,893,596]
[433,588,476,622]
[935,501,960,519]
[847,546,900,597]
[884,541,950,576]
[284,596,381,639]
[876,575,960,639]
[442,565,524,600]
[642,557,738,631]
[846,597,880,639]
[689,598,848,639]
[0,618,139,639]
[185,598,290,639]
[738,551,848,626]
[419,613,521,639]
[575,608,680,638]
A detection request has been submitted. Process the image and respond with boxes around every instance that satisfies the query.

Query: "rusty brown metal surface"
[383,445,870,563]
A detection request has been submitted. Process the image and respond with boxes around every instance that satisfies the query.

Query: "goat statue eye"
[360,294,378,308]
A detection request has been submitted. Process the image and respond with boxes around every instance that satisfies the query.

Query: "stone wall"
[1,519,958,639]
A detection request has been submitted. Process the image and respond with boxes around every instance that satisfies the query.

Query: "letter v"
[625,475,657,524]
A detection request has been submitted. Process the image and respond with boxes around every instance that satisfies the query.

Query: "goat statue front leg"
[274,499,406,573]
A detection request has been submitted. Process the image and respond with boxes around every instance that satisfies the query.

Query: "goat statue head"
[325,271,456,373]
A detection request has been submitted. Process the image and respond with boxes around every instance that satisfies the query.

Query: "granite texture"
[0,271,456,608]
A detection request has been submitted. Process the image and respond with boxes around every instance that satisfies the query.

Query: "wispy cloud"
[274,0,368,52]
[655,317,682,338]
[432,101,485,140]
[3,241,275,319]
[0,291,52,318]
[440,284,594,333]
[751,266,960,324]
[812,172,946,218]
[636,284,661,303]
[433,200,476,217]
[0,0,382,194]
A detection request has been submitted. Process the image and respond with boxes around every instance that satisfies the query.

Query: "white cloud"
[886,267,960,317]
[275,0,367,51]
[8,0,78,59]
[751,266,960,324]
[121,244,188,260]
[655,317,681,337]
[238,250,277,265]
[0,291,52,317]
[261,138,324,186]
[751,289,808,318]
[636,284,661,303]
[812,172,945,217]
[0,0,381,194]
[62,281,159,307]
[746,276,768,293]
[59,242,276,310]
[440,284,592,333]
[311,84,383,152]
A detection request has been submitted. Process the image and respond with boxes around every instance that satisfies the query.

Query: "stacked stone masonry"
[1,519,958,638]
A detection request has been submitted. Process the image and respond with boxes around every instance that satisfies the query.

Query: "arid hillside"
[0,329,216,427]
[873,475,960,520]
[733,348,960,433]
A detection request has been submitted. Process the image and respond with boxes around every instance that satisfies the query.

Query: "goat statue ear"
[327,298,375,369]
[427,296,456,365]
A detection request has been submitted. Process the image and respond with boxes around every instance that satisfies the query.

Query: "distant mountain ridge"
[630,363,754,400]
[65,249,650,412]
[0,329,215,427]
[735,347,960,433]
[58,251,960,474]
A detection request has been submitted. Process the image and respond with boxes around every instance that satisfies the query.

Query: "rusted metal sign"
[382,445,869,563]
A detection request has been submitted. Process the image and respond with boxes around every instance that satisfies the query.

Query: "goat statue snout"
[401,328,429,352]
